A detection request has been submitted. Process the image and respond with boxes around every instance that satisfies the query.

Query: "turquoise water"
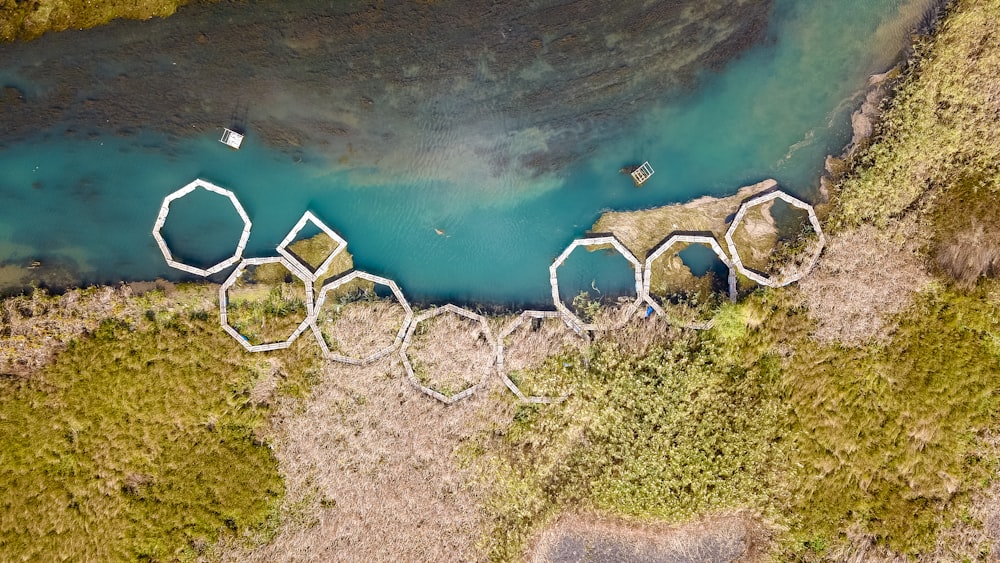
[677,245,730,282]
[0,0,933,305]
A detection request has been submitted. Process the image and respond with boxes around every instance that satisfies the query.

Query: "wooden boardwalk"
[152,178,827,405]
[276,211,348,282]
[549,235,644,332]
[152,179,251,277]
[310,270,413,365]
[641,234,736,330]
[218,256,314,353]
[724,190,826,288]
[399,304,495,405]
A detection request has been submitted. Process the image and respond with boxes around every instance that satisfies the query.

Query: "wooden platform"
[219,128,244,150]
[631,161,654,186]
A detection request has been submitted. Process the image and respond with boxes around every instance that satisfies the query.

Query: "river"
[0,0,937,306]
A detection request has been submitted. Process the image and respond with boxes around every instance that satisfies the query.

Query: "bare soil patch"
[528,512,769,563]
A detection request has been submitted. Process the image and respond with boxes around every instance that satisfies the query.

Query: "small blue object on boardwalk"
[631,161,654,186]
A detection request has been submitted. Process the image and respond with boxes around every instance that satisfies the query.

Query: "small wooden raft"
[630,161,654,186]
[219,127,244,150]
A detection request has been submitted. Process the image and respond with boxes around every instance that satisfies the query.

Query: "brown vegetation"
[797,223,931,345]
[407,312,495,397]
[318,299,407,359]
[0,285,132,376]
[221,357,514,561]
[528,512,769,563]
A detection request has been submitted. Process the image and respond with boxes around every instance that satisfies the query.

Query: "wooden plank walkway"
[218,256,314,353]
[724,190,825,288]
[549,235,644,332]
[151,179,251,277]
[399,304,495,405]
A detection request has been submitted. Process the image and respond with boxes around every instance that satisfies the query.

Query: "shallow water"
[0,0,935,306]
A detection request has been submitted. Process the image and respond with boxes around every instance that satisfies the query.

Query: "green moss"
[0,0,191,43]
[0,306,285,560]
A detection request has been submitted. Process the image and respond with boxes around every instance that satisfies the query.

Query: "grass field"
[0,285,323,560]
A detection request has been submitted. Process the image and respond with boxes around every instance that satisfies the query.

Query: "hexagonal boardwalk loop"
[549,235,644,332]
[496,310,587,404]
[724,190,825,288]
[310,270,413,365]
[276,211,348,282]
[400,304,496,405]
[642,234,736,330]
[152,178,252,277]
[219,257,314,352]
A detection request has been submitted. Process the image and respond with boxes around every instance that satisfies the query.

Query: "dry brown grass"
[0,286,130,376]
[220,357,514,562]
[527,511,770,563]
[318,299,407,359]
[797,223,932,345]
[600,313,678,357]
[407,312,495,397]
[582,297,641,332]
[0,281,214,377]
[502,317,590,398]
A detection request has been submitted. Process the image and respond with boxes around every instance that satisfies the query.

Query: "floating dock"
[631,161,654,186]
[219,127,244,150]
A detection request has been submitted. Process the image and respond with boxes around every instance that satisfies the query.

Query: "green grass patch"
[774,285,1000,557]
[479,333,789,560]
[0,0,190,42]
[481,279,1000,559]
[0,306,285,560]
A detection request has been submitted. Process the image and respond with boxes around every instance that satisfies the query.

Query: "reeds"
[407,312,494,397]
